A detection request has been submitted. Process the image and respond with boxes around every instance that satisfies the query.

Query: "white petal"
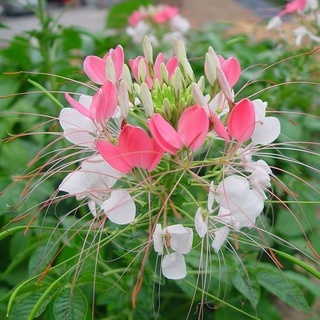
[161,252,187,280]
[59,171,91,197]
[153,224,163,255]
[212,226,230,253]
[59,108,96,147]
[101,189,136,225]
[207,182,215,212]
[216,175,250,210]
[194,208,207,238]
[81,155,124,188]
[232,190,264,228]
[252,116,281,145]
[164,224,193,254]
[252,99,267,121]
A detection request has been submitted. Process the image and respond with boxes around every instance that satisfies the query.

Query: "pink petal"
[219,56,241,88]
[96,140,132,173]
[227,99,255,143]
[166,57,179,79]
[178,106,209,150]
[83,55,106,85]
[91,80,118,123]
[120,125,158,171]
[109,45,124,81]
[154,53,165,81]
[209,112,230,142]
[65,93,91,119]
[148,114,182,154]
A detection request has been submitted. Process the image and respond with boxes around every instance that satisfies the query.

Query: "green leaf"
[28,240,60,277]
[232,272,260,308]
[256,263,310,313]
[8,288,51,320]
[53,287,88,320]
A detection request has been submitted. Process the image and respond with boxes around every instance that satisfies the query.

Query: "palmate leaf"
[255,263,310,313]
[53,287,88,320]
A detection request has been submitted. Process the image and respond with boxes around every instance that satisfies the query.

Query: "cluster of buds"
[126,4,190,47]
[267,0,320,45]
[59,37,281,280]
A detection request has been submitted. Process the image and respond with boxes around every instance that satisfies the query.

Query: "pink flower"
[83,45,124,84]
[153,5,179,24]
[148,106,209,155]
[279,0,306,16]
[227,98,255,143]
[128,11,144,26]
[96,125,164,173]
[65,80,117,124]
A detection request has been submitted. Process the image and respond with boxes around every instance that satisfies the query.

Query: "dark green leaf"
[256,263,310,313]
[53,287,88,320]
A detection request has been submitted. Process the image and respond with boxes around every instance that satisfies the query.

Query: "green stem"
[28,79,64,109]
[273,249,320,279]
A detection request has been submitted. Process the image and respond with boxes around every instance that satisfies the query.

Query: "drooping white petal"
[215,175,250,210]
[231,190,264,228]
[216,206,240,229]
[153,224,163,255]
[163,224,193,254]
[59,171,90,200]
[212,226,230,253]
[207,182,215,212]
[161,252,187,280]
[101,189,136,225]
[81,155,124,189]
[194,208,208,238]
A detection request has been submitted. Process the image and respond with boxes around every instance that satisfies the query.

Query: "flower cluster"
[267,0,320,45]
[58,37,281,280]
[126,4,190,48]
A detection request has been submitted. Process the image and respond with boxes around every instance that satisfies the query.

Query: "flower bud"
[140,82,154,117]
[122,64,133,93]
[143,36,153,64]
[118,80,130,119]
[204,52,217,86]
[106,56,116,83]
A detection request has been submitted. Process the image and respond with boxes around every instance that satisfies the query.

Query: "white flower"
[251,99,281,145]
[215,175,264,229]
[152,224,193,279]
[266,16,283,30]
[170,15,190,34]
